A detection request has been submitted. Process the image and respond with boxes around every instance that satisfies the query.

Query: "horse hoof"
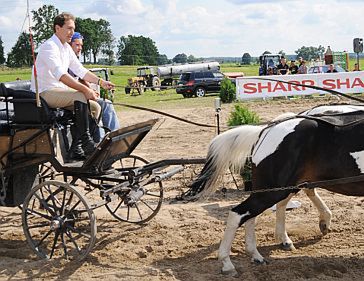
[319,220,330,235]
[253,258,268,265]
[221,269,239,277]
[281,242,296,251]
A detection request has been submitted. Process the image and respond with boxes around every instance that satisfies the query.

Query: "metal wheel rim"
[195,88,205,97]
[105,155,164,224]
[22,180,97,260]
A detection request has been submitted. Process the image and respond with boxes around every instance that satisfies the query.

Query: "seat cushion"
[3,80,31,91]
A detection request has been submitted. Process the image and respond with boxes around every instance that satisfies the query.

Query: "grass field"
[0,58,363,110]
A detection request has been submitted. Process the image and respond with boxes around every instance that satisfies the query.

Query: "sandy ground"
[1,96,364,280]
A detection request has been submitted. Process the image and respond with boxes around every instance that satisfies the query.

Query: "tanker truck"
[125,62,220,94]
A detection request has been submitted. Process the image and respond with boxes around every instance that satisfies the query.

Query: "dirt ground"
[1,96,364,280]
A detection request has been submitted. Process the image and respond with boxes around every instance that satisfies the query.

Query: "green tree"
[278,50,285,57]
[241,53,251,65]
[117,35,159,65]
[31,4,59,46]
[75,18,114,64]
[75,17,94,62]
[0,36,5,64]
[187,54,197,63]
[90,19,113,64]
[295,45,325,61]
[173,53,187,63]
[101,34,116,65]
[7,32,33,67]
[157,54,170,65]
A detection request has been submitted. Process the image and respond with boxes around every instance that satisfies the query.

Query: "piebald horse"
[187,104,364,276]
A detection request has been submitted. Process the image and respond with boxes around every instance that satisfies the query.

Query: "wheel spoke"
[63,199,82,218]
[138,199,157,212]
[25,207,52,220]
[49,231,60,259]
[61,233,68,259]
[65,229,82,254]
[134,203,143,220]
[66,225,92,240]
[45,184,63,215]
[126,206,130,221]
[60,188,68,216]
[26,221,50,230]
[34,192,55,216]
[111,197,125,214]
[35,229,53,248]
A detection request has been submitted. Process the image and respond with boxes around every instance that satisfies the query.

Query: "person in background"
[31,12,114,161]
[277,57,289,75]
[289,60,298,74]
[297,60,308,74]
[298,57,304,67]
[353,63,361,71]
[267,67,275,75]
[70,32,120,143]
[326,64,338,73]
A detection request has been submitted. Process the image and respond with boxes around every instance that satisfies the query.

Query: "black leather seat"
[0,82,73,127]
[3,80,31,91]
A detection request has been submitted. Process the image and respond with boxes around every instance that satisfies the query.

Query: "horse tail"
[187,124,266,199]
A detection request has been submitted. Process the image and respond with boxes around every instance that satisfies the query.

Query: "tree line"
[0,4,328,67]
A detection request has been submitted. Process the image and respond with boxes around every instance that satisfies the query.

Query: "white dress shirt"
[31,34,88,93]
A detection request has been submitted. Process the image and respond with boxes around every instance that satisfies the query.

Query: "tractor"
[258,54,281,75]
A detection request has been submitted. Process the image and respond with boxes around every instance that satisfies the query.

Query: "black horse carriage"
[0,82,204,260]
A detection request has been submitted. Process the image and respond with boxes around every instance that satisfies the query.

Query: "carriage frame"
[0,82,205,260]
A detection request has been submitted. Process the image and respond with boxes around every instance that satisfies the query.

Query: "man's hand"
[100,79,115,90]
[84,88,99,100]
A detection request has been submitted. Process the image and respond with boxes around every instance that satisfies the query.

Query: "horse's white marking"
[304,189,332,231]
[302,105,364,116]
[252,118,303,166]
[275,194,294,245]
[219,211,250,273]
[350,150,364,173]
[245,218,264,262]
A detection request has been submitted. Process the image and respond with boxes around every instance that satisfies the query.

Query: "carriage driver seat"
[0,82,75,160]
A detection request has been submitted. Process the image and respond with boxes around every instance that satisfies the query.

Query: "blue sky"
[0,0,363,58]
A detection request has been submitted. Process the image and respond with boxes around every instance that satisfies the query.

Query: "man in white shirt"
[31,12,114,160]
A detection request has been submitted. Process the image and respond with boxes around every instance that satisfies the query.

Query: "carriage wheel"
[105,155,164,224]
[22,180,97,260]
[37,163,57,183]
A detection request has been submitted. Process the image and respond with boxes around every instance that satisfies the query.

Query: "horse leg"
[304,188,332,235]
[219,210,250,276]
[245,217,267,264]
[219,191,292,276]
[274,193,296,250]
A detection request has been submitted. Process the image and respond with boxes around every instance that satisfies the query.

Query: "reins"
[113,102,220,128]
[235,174,364,196]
